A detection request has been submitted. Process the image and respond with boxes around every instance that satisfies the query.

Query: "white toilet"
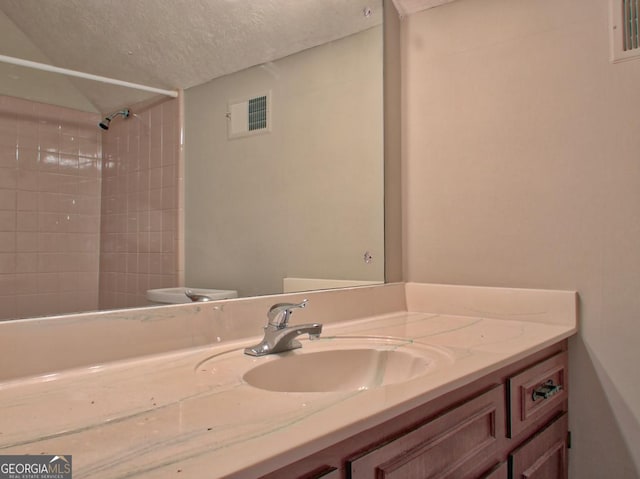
[146,287,238,304]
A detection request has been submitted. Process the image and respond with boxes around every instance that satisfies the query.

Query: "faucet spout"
[244,300,322,356]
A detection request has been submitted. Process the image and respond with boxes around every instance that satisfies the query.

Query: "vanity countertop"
[0,294,576,479]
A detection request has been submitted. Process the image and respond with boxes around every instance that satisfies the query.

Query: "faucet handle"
[267,299,308,328]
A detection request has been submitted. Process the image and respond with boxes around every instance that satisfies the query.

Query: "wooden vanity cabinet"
[256,341,569,479]
[349,386,505,479]
[509,413,568,479]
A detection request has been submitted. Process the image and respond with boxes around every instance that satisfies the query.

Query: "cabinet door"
[509,413,568,479]
[349,386,505,479]
[482,462,508,479]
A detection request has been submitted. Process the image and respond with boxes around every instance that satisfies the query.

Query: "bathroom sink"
[238,337,453,393]
[243,348,431,392]
[195,336,453,393]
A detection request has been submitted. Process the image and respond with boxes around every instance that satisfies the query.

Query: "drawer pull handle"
[532,380,563,401]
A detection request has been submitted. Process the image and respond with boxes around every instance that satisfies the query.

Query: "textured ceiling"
[0,0,382,113]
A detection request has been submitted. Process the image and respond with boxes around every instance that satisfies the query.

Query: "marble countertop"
[0,308,576,478]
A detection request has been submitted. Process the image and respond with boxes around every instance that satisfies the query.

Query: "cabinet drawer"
[508,351,568,438]
[509,413,568,479]
[349,385,505,479]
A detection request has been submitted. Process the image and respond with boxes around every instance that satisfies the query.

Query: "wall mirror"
[0,0,384,321]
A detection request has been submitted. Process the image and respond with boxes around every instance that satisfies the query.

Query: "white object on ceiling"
[0,0,381,113]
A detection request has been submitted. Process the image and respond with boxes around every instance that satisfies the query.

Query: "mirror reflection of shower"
[98,108,131,130]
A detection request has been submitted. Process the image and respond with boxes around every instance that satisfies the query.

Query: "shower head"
[98,108,131,130]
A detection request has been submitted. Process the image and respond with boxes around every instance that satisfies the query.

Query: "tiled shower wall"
[99,99,180,310]
[0,94,180,320]
[0,95,102,320]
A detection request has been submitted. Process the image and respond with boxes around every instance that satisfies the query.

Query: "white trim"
[0,54,179,98]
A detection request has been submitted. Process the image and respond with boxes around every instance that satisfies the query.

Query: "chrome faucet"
[244,299,323,356]
[185,290,212,302]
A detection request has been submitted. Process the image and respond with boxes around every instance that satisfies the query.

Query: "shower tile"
[60,134,79,155]
[161,187,176,210]
[162,140,175,166]
[0,211,16,231]
[16,232,38,252]
[17,148,39,170]
[39,129,61,153]
[0,232,16,252]
[0,145,17,166]
[162,253,176,274]
[126,253,138,273]
[59,154,79,172]
[162,164,175,187]
[0,294,17,320]
[38,253,62,272]
[58,176,79,196]
[39,152,60,171]
[0,127,17,148]
[0,189,16,210]
[97,98,180,310]
[137,191,149,213]
[79,137,99,159]
[148,274,164,290]
[136,273,149,295]
[78,178,100,197]
[17,170,39,191]
[149,210,162,231]
[15,293,57,317]
[149,167,162,189]
[162,209,176,232]
[38,232,62,252]
[37,272,60,293]
[149,253,163,274]
[15,253,37,273]
[78,157,100,178]
[16,212,37,231]
[38,193,60,213]
[38,212,61,232]
[150,145,162,169]
[162,232,175,253]
[0,252,16,273]
[0,271,16,293]
[17,134,38,150]
[0,168,18,189]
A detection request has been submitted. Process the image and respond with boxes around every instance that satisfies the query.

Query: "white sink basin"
[243,347,431,392]
[195,336,453,393]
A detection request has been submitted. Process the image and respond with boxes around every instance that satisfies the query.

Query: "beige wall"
[184,27,384,298]
[402,0,640,477]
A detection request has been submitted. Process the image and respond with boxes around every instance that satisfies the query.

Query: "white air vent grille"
[248,96,268,131]
[623,0,640,50]
[610,0,640,62]
[227,92,271,139]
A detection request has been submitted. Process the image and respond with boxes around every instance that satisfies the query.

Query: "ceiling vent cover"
[610,0,640,62]
[227,92,271,139]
